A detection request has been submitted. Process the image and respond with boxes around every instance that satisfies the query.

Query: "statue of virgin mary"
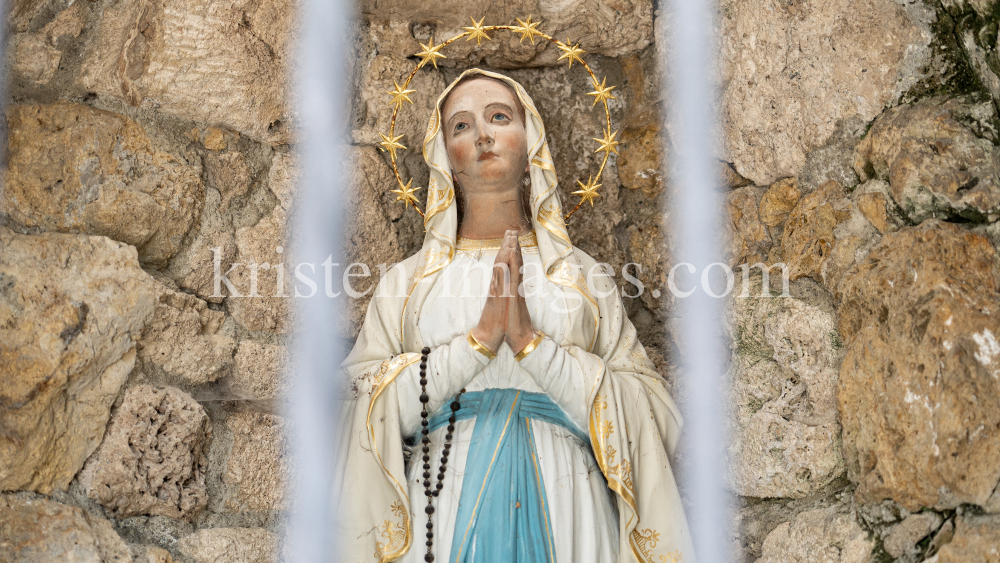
[337,68,693,563]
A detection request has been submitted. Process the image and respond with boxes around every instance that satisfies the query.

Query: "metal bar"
[662,0,731,562]
[285,0,352,561]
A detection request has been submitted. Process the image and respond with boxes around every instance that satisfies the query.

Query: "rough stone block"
[932,514,1000,562]
[781,180,850,282]
[0,493,133,563]
[883,512,943,559]
[79,385,212,521]
[232,341,289,400]
[726,275,845,498]
[78,0,295,144]
[854,96,1000,224]
[222,412,289,512]
[838,221,1000,510]
[228,205,292,334]
[177,527,278,563]
[759,177,801,228]
[9,33,61,84]
[1,102,204,267]
[362,0,653,66]
[718,0,929,185]
[350,53,447,150]
[0,228,156,493]
[757,505,874,563]
[726,186,772,268]
[137,280,235,385]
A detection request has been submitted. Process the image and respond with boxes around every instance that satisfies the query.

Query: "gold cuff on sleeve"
[467,330,497,360]
[514,331,545,362]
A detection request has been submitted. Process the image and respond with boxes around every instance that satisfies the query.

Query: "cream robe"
[339,238,693,563]
[335,68,693,563]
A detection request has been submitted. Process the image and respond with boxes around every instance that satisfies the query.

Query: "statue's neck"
[457,187,531,239]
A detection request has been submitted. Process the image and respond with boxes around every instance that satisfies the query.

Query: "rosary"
[419,346,464,562]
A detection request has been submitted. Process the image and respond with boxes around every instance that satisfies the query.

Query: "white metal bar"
[286,0,352,561]
[663,1,731,562]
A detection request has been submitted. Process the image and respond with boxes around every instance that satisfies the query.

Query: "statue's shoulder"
[396,251,424,272]
[372,252,422,296]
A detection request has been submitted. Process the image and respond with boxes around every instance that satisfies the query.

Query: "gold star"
[572,175,602,207]
[587,76,617,106]
[391,178,422,207]
[464,16,491,45]
[415,38,447,69]
[385,80,416,110]
[556,39,585,69]
[512,15,544,44]
[593,128,621,157]
[379,132,406,160]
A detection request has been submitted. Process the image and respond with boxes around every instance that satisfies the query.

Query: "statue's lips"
[477,151,498,161]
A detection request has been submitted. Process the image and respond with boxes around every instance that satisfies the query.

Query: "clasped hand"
[471,230,536,355]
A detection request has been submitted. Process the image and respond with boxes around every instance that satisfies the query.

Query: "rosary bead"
[446,424,455,432]
[451,402,461,411]
[433,490,440,497]
[426,522,434,529]
[419,378,427,386]
[426,540,433,547]
[422,347,431,354]
[444,433,452,441]
[436,482,444,490]
[421,436,430,445]
[419,394,429,403]
[437,473,445,481]
[440,455,448,464]
[427,532,433,539]
[423,471,431,479]
[424,488,433,496]
[425,554,435,562]
[442,443,451,450]
[422,454,430,462]
[421,445,429,454]
[423,464,430,471]
[448,415,457,424]
[425,505,435,515]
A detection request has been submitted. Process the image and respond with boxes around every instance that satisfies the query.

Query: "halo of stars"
[379,15,620,220]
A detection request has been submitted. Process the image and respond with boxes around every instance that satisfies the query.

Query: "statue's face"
[442,77,529,194]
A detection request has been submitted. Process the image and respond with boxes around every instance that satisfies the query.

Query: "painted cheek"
[450,141,473,170]
[497,127,528,159]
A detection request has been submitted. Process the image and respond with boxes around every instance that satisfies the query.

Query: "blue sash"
[426,389,587,563]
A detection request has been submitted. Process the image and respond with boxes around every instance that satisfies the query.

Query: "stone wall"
[2,0,1000,562]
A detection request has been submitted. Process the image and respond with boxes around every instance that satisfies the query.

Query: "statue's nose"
[476,128,494,148]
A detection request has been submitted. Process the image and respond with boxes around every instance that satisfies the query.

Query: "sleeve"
[393,332,491,437]
[516,251,683,452]
[341,260,493,438]
[516,335,593,430]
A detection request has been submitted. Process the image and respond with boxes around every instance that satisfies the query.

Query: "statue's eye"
[493,113,509,122]
[455,122,468,132]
